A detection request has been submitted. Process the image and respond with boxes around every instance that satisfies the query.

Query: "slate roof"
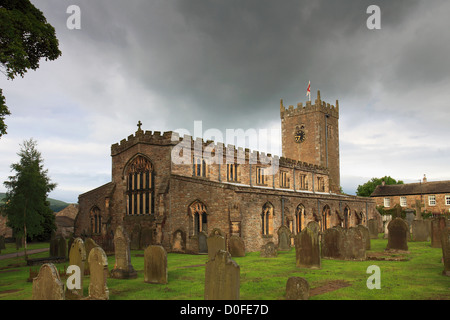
[370,180,450,197]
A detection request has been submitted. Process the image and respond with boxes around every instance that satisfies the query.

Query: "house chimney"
[381,180,385,186]
[423,174,427,183]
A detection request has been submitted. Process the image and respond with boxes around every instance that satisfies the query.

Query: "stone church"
[75,91,378,253]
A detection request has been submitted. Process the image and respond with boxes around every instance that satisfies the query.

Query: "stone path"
[0,248,49,260]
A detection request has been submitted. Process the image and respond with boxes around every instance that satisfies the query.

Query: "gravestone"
[84,238,99,274]
[321,226,344,259]
[260,242,277,258]
[442,227,450,276]
[207,233,226,261]
[277,225,292,251]
[130,224,141,250]
[204,250,240,300]
[198,231,208,254]
[57,236,67,258]
[343,227,366,260]
[368,219,378,239]
[172,230,186,253]
[88,246,109,300]
[412,220,430,242]
[295,221,321,269]
[140,227,153,250]
[431,217,447,248]
[144,245,168,284]
[228,235,245,257]
[386,218,408,251]
[32,263,65,300]
[285,277,309,300]
[68,238,86,297]
[110,225,137,279]
[357,224,371,250]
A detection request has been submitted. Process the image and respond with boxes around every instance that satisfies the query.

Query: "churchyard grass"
[0,237,448,300]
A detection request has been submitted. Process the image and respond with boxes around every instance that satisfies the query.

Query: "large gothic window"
[126,156,154,215]
[295,204,306,234]
[261,202,274,236]
[322,205,331,231]
[189,200,207,236]
[90,206,101,235]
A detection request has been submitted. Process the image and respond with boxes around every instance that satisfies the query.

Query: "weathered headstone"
[88,246,109,300]
[295,221,321,269]
[228,235,245,257]
[321,226,343,259]
[412,220,430,242]
[172,230,185,253]
[368,219,378,239]
[442,227,450,276]
[343,227,366,260]
[277,225,292,251]
[32,263,65,300]
[130,224,141,250]
[84,237,99,274]
[260,241,277,258]
[68,237,86,297]
[285,276,309,300]
[207,233,226,260]
[431,217,447,248]
[140,227,153,250]
[198,231,208,254]
[386,218,408,251]
[144,245,168,284]
[357,224,371,250]
[110,225,137,279]
[204,250,240,300]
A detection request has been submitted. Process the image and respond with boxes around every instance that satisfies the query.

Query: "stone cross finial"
[137,121,142,131]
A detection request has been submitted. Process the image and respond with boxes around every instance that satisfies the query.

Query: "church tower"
[280,90,340,193]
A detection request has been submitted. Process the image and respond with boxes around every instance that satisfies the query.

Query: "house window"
[126,156,154,215]
[400,196,407,207]
[280,171,290,188]
[256,167,265,185]
[227,163,239,182]
[193,157,207,177]
[445,195,450,206]
[299,174,308,190]
[428,195,436,206]
[384,198,391,207]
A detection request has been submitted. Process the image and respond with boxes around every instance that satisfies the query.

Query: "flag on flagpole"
[306,81,311,101]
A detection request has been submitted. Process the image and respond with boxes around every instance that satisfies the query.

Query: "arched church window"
[322,205,331,231]
[90,206,101,234]
[189,200,207,236]
[126,155,154,215]
[295,204,306,234]
[261,202,274,236]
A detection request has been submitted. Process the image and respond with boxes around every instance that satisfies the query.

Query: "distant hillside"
[0,192,71,213]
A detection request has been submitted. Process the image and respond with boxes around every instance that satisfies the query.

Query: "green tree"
[2,139,56,259]
[356,176,404,197]
[0,0,62,138]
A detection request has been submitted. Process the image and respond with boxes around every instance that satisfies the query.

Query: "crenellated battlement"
[111,128,177,155]
[280,90,339,120]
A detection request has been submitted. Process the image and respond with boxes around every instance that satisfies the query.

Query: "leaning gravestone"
[32,263,65,300]
[110,225,137,279]
[386,218,408,251]
[204,250,240,300]
[442,227,450,276]
[357,224,371,250]
[285,277,309,300]
[228,235,245,257]
[277,225,292,251]
[207,233,226,261]
[144,245,168,284]
[431,217,447,248]
[260,242,277,258]
[68,237,86,298]
[88,246,109,300]
[295,221,321,269]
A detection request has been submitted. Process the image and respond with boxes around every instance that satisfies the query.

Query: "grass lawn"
[0,236,448,300]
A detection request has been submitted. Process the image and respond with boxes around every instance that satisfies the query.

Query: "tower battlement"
[280,90,339,120]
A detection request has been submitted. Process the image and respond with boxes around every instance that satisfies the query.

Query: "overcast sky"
[1,0,450,203]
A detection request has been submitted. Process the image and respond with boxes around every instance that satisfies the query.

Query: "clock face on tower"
[294,129,306,143]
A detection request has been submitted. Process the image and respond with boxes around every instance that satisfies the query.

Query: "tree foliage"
[356,176,404,197]
[2,139,57,253]
[0,0,62,138]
